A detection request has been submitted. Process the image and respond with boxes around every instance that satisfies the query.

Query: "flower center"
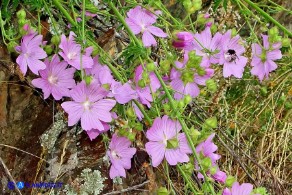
[111,150,121,160]
[48,74,58,85]
[224,49,238,63]
[67,52,77,60]
[82,99,92,110]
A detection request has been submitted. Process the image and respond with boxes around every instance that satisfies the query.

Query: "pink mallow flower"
[126,6,167,47]
[193,27,222,68]
[223,182,259,195]
[61,82,116,131]
[59,32,93,70]
[107,134,136,179]
[170,53,214,100]
[196,133,226,183]
[218,30,247,78]
[32,55,75,100]
[251,34,282,81]
[110,81,138,104]
[145,115,192,167]
[15,30,47,75]
[172,32,196,51]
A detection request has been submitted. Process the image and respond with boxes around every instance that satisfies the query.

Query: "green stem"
[52,0,77,26]
[177,165,197,194]
[242,0,292,37]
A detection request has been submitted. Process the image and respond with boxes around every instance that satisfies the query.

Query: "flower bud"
[172,31,194,50]
[197,13,207,26]
[138,80,146,88]
[196,67,206,76]
[44,45,53,55]
[181,71,194,84]
[205,117,217,128]
[128,132,136,142]
[210,24,217,34]
[16,9,26,19]
[178,100,185,108]
[146,62,156,71]
[225,175,236,187]
[231,28,237,37]
[184,95,192,104]
[201,157,212,171]
[260,86,268,96]
[18,18,27,27]
[206,79,217,93]
[282,38,291,47]
[210,166,218,175]
[51,35,60,45]
[7,41,18,53]
[160,60,171,73]
[126,107,135,118]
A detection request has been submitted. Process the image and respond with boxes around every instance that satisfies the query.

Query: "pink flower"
[126,6,167,47]
[223,182,258,195]
[107,134,136,179]
[31,55,75,100]
[218,30,247,78]
[193,27,222,68]
[61,82,116,131]
[170,53,214,100]
[196,133,221,164]
[110,81,138,104]
[86,122,110,141]
[134,64,161,92]
[172,32,196,50]
[85,56,114,87]
[251,35,282,81]
[59,32,93,70]
[15,31,47,75]
[145,115,192,167]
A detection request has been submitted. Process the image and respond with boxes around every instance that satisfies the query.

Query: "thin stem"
[242,0,292,37]
[177,165,197,194]
[52,0,77,26]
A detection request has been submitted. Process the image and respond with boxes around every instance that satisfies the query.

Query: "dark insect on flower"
[226,49,239,63]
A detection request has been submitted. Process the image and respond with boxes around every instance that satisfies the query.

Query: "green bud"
[206,79,217,93]
[183,0,193,12]
[181,71,194,84]
[210,166,218,175]
[51,35,60,45]
[128,133,136,142]
[260,86,268,96]
[134,122,143,131]
[205,117,217,129]
[160,60,171,73]
[157,187,169,195]
[142,71,148,79]
[126,107,135,118]
[181,162,195,175]
[269,26,279,37]
[225,175,236,187]
[167,138,179,149]
[178,100,185,108]
[184,95,192,104]
[231,28,237,37]
[284,101,292,109]
[119,128,128,137]
[7,41,18,53]
[84,75,93,85]
[252,187,268,195]
[187,52,202,68]
[197,13,206,26]
[196,67,206,76]
[138,79,146,88]
[16,9,26,19]
[18,18,27,27]
[44,45,53,55]
[282,38,291,47]
[201,157,212,171]
[193,1,202,11]
[210,24,217,34]
[190,127,201,142]
[146,62,156,71]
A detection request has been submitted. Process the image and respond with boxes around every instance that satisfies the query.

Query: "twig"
[0,155,23,195]
[103,180,150,195]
